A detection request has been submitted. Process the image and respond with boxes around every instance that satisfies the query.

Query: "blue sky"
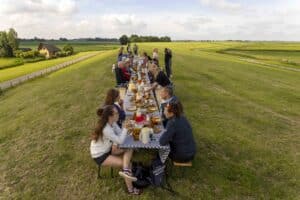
[0,0,300,41]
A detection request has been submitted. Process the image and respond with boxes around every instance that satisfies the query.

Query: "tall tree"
[0,31,13,57]
[7,28,19,51]
[119,35,129,45]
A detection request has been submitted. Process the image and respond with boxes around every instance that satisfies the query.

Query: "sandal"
[128,187,142,195]
[119,169,137,182]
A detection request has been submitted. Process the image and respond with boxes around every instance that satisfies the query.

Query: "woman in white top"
[90,105,141,195]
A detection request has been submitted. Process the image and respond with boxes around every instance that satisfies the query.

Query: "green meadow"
[19,41,119,53]
[0,42,299,199]
[0,42,118,75]
[0,51,98,82]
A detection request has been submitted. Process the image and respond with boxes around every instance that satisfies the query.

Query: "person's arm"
[151,82,158,90]
[103,124,127,144]
[159,119,176,146]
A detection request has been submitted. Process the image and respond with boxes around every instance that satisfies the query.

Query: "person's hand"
[124,120,131,129]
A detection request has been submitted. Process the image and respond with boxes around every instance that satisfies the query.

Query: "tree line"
[20,37,119,42]
[119,34,171,45]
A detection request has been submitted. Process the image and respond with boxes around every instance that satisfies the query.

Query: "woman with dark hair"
[159,101,196,162]
[90,105,141,195]
[98,88,126,128]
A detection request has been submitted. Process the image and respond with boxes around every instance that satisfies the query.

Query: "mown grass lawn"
[0,42,299,199]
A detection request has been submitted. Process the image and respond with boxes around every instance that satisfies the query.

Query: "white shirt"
[153,52,159,59]
[90,122,127,158]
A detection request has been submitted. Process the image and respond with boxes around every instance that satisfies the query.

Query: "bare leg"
[101,155,122,168]
[123,149,133,169]
[101,155,134,191]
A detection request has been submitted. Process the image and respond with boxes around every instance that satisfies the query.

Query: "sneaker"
[128,187,142,195]
[119,170,137,181]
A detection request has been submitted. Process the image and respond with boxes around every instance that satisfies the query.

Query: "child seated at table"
[159,101,196,163]
[90,105,142,195]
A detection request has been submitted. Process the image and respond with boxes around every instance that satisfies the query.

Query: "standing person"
[127,43,131,54]
[133,44,138,56]
[164,48,172,78]
[159,101,196,163]
[90,105,142,195]
[168,48,173,78]
[100,88,126,128]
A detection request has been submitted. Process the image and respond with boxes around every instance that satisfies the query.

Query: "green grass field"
[0,42,299,199]
[0,58,24,69]
[0,42,118,70]
[0,51,98,83]
[20,41,119,53]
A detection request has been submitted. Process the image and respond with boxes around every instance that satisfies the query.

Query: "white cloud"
[0,0,78,16]
[177,16,214,31]
[0,0,300,41]
[198,0,242,12]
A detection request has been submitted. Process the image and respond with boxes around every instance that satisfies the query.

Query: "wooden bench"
[173,161,192,167]
[168,161,193,178]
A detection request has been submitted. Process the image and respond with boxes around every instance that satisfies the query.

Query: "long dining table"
[118,56,170,162]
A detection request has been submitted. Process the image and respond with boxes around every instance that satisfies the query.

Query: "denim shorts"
[94,149,112,165]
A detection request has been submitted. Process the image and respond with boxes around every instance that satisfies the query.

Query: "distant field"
[0,51,99,82]
[20,41,119,52]
[0,42,299,199]
[0,42,119,69]
[213,42,300,68]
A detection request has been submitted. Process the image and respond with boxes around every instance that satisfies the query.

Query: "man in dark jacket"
[164,48,172,78]
[159,101,196,162]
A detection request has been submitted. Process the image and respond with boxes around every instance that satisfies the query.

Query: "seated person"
[118,61,130,82]
[146,62,171,91]
[90,105,141,195]
[98,88,126,128]
[142,52,149,66]
[159,86,178,127]
[114,61,127,85]
[159,101,196,163]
